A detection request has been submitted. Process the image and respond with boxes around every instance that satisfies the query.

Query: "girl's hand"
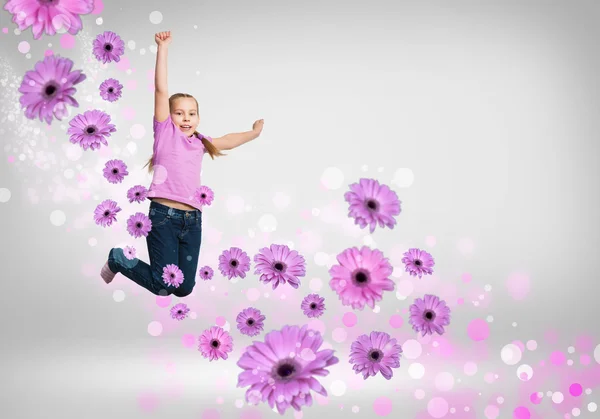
[252,119,264,136]
[155,31,172,46]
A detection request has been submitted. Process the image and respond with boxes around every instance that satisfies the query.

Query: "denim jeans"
[108,200,202,297]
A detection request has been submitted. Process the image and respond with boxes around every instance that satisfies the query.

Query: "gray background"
[1,0,599,418]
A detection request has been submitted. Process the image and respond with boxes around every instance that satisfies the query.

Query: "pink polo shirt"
[147,114,212,211]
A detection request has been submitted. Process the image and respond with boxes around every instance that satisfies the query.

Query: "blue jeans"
[108,201,203,297]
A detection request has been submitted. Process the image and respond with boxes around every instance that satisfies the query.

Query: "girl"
[100,31,264,297]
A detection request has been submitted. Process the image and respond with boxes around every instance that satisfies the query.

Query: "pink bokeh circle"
[342,312,357,327]
[427,397,449,418]
[373,396,393,416]
[467,318,490,341]
[513,406,531,419]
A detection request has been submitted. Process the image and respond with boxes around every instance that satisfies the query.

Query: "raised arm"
[154,31,172,122]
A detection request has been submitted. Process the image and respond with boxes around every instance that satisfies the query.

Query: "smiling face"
[170,97,199,136]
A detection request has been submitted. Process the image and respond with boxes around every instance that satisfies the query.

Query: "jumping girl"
[100,31,264,297]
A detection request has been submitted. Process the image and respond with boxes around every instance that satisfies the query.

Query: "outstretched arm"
[154,31,172,122]
[212,119,264,151]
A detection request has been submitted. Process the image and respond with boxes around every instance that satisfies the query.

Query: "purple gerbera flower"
[253,244,306,290]
[344,178,401,233]
[402,248,435,279]
[193,185,214,207]
[198,266,214,281]
[67,109,116,151]
[236,307,265,337]
[126,212,152,238]
[236,325,339,415]
[103,159,128,184]
[408,294,451,336]
[123,246,137,260]
[4,0,94,40]
[99,78,123,102]
[170,303,190,321]
[93,199,121,227]
[198,326,233,361]
[92,31,125,64]
[301,294,325,318]
[218,247,251,280]
[349,331,403,380]
[329,246,395,310]
[162,264,184,288]
[127,185,148,204]
[18,54,85,125]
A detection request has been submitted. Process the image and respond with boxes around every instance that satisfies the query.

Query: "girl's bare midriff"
[151,197,198,211]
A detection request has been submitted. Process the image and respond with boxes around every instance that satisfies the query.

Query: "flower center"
[112,168,118,174]
[177,310,182,314]
[85,126,96,135]
[170,273,175,278]
[211,339,220,348]
[201,193,206,198]
[368,349,383,362]
[108,87,114,93]
[204,271,208,275]
[273,358,300,382]
[230,259,238,268]
[103,210,110,216]
[366,199,379,211]
[246,318,255,326]
[310,303,317,309]
[135,192,140,196]
[136,222,142,228]
[42,82,59,99]
[38,0,59,6]
[352,269,370,287]
[423,310,436,322]
[414,259,422,266]
[104,43,113,51]
[273,262,285,272]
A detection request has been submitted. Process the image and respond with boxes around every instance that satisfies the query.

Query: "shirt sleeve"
[152,114,176,153]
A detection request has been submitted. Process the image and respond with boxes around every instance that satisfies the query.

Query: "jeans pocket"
[150,211,170,228]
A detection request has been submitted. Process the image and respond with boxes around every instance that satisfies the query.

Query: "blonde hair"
[143,93,225,172]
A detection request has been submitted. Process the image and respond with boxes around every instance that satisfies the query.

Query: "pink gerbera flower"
[18,54,85,125]
[198,326,233,361]
[92,31,125,63]
[127,185,148,204]
[253,244,306,290]
[123,246,137,260]
[236,307,266,337]
[67,109,116,151]
[4,0,94,40]
[170,303,190,321]
[329,246,395,310]
[349,331,402,380]
[408,294,451,336]
[126,212,152,238]
[93,199,121,227]
[103,159,128,184]
[236,324,339,415]
[193,185,214,207]
[99,78,123,102]
[402,248,435,279]
[218,247,251,280]
[198,266,214,281]
[344,178,401,233]
[162,264,184,288]
[301,294,325,318]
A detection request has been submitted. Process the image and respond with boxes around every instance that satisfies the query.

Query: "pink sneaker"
[100,261,116,284]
